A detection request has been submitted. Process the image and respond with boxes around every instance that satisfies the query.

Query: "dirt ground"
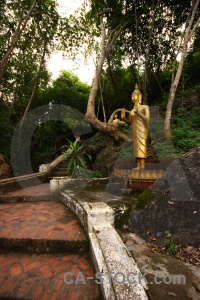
[121,232,200,300]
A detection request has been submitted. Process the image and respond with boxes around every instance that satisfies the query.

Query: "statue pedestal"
[112,168,164,191]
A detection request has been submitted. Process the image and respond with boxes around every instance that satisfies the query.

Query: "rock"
[93,139,119,176]
[82,133,121,177]
[130,147,200,246]
[0,154,11,179]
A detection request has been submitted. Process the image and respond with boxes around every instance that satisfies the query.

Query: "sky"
[47,0,95,85]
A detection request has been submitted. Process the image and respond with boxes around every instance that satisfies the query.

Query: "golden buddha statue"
[121,84,150,169]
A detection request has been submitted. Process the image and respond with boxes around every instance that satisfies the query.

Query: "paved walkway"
[0,184,102,299]
[0,252,100,299]
[0,183,53,202]
[0,202,88,253]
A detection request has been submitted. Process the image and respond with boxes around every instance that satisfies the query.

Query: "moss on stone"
[136,189,154,209]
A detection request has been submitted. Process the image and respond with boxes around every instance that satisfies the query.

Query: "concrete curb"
[53,179,149,300]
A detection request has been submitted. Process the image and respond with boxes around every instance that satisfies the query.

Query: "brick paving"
[0,183,53,202]
[0,202,88,253]
[0,251,101,299]
[0,184,103,299]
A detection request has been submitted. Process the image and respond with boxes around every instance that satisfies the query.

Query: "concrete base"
[112,169,165,191]
[50,177,70,197]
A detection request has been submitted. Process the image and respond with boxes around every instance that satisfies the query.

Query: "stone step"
[55,168,67,172]
[52,171,67,177]
[0,202,88,254]
[58,161,69,167]
[0,183,53,203]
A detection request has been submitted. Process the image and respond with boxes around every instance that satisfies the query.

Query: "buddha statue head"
[131,83,142,104]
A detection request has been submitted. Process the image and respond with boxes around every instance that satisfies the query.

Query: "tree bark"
[0,0,37,84]
[19,40,46,135]
[164,0,200,140]
[85,16,130,142]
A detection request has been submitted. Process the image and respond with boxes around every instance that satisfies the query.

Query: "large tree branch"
[106,20,129,55]
[0,0,37,83]
[188,16,200,40]
[85,16,131,142]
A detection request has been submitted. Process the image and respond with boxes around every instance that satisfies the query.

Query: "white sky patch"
[47,0,95,85]
[48,51,95,85]
[57,0,82,17]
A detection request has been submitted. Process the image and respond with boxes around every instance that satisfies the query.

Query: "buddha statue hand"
[130,108,136,117]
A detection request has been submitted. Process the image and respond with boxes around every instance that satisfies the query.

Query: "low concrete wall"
[56,179,149,300]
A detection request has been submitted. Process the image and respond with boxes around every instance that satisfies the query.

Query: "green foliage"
[98,66,138,118]
[30,117,75,171]
[33,147,57,164]
[73,168,102,178]
[118,144,133,160]
[166,239,177,256]
[63,139,91,177]
[1,0,200,170]
[171,107,200,153]
[83,132,110,159]
[1,0,59,118]
[136,189,154,209]
[45,70,90,114]
[150,118,178,158]
[0,101,14,157]
[185,29,200,84]
[89,171,102,178]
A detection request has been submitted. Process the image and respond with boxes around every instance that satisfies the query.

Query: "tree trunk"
[164,0,200,140]
[85,17,130,142]
[0,0,37,84]
[19,40,46,135]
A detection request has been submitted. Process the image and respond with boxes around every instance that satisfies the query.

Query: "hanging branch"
[98,76,107,123]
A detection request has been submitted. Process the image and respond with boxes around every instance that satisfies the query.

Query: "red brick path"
[0,183,52,202]
[0,202,87,251]
[0,251,101,299]
[0,184,102,299]
[0,202,88,254]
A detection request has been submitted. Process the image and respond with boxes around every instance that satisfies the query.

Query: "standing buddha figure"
[121,84,150,169]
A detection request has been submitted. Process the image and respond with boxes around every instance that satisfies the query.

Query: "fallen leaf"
[168,201,174,204]
[156,246,161,252]
[146,230,151,235]
[168,292,177,297]
[151,237,157,241]
[165,233,171,238]
[177,261,182,267]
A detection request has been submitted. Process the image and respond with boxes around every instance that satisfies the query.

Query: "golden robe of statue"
[121,84,150,169]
